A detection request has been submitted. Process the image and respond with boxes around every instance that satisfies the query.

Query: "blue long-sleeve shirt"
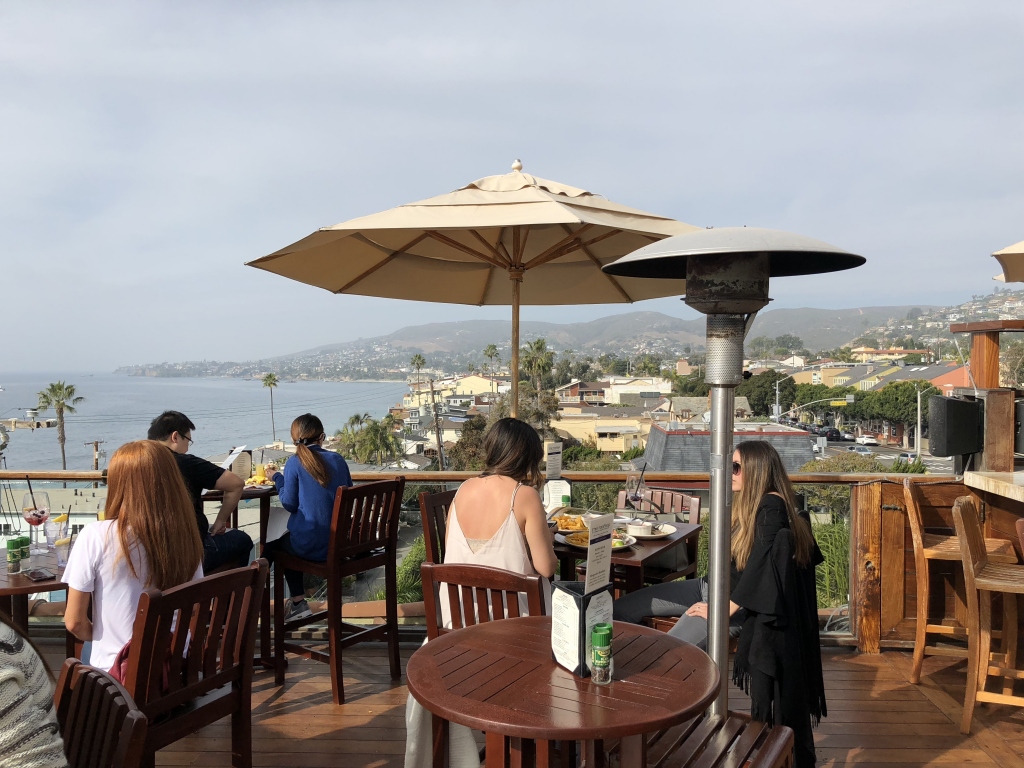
[272,446,352,561]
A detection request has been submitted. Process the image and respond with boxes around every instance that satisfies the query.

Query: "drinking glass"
[624,473,646,511]
[45,517,68,550]
[22,492,50,555]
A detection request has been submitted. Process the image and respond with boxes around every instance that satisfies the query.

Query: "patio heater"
[604,227,864,715]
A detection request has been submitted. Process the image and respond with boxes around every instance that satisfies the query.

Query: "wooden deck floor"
[42,642,1024,768]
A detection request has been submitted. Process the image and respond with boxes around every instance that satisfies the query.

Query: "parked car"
[821,428,841,441]
[856,435,880,446]
[896,452,916,462]
[841,432,856,441]
[848,445,874,456]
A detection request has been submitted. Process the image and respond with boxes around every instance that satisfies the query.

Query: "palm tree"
[36,381,84,471]
[262,373,279,441]
[347,412,371,431]
[483,344,500,392]
[357,417,403,465]
[410,354,426,405]
[523,339,554,397]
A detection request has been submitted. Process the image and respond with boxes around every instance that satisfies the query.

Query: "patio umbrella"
[992,239,1024,282]
[247,161,698,416]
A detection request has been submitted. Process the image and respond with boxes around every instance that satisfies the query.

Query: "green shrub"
[620,446,645,461]
[812,517,850,609]
[369,534,426,603]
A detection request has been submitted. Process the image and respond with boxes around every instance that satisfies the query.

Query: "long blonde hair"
[105,440,204,590]
[731,440,814,570]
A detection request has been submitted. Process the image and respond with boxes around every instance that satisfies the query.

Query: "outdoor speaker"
[928,396,982,457]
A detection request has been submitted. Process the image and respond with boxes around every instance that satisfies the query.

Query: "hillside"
[746,305,940,351]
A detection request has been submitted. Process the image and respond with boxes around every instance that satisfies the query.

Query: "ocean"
[0,373,408,472]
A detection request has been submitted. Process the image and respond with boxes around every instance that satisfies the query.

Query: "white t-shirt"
[62,520,203,672]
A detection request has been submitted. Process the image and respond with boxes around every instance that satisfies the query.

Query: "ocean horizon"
[0,373,408,471]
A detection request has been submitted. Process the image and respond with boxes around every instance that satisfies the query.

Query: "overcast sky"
[1,1,1021,373]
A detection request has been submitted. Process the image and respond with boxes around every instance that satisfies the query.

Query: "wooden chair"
[617,488,702,524]
[657,712,795,768]
[54,659,148,768]
[952,496,1024,734]
[274,478,405,704]
[119,560,267,768]
[903,479,1017,683]
[1016,518,1024,558]
[419,488,457,564]
[421,562,545,640]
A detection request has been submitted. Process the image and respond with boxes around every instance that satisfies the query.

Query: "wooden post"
[971,331,1001,389]
[854,482,882,653]
[509,270,523,419]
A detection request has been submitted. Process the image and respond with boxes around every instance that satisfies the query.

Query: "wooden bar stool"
[903,479,1017,684]
[952,496,1024,734]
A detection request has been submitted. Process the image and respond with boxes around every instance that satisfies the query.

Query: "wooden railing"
[5,469,1018,654]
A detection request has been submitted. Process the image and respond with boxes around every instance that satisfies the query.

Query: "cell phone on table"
[26,568,55,582]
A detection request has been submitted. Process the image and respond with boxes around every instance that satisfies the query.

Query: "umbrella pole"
[510,272,522,418]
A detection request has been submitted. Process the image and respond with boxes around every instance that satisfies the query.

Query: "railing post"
[853,482,882,653]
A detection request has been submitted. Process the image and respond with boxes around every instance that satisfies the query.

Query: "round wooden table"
[406,616,720,768]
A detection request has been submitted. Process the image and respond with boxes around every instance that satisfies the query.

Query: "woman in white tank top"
[406,418,557,768]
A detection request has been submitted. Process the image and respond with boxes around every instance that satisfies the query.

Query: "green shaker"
[6,540,20,574]
[591,623,612,685]
[18,536,30,561]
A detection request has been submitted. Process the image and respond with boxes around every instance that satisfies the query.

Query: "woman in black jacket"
[613,440,825,767]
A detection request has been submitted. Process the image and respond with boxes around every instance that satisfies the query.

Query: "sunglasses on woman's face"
[732,462,742,476]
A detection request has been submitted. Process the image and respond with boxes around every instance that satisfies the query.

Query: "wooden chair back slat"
[952,497,987,591]
[121,561,267,719]
[1016,518,1024,559]
[330,480,404,560]
[421,562,545,641]
[419,489,457,564]
[202,591,230,677]
[446,582,463,630]
[55,659,148,768]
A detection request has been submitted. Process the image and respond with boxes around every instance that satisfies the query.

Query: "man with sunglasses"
[147,410,253,572]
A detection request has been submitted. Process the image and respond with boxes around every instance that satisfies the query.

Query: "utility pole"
[428,380,446,470]
[84,440,105,489]
[916,386,922,460]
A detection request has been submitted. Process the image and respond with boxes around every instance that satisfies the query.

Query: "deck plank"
[39,641,1024,767]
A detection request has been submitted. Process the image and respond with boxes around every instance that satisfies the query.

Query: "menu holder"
[550,515,613,677]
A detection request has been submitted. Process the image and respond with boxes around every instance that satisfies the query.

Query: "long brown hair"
[105,440,203,590]
[481,418,544,488]
[292,414,330,487]
[731,440,814,570]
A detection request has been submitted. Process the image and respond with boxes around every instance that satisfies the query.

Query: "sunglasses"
[732,461,742,475]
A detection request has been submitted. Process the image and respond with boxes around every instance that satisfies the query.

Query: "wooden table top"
[0,551,66,596]
[554,522,700,567]
[406,616,719,741]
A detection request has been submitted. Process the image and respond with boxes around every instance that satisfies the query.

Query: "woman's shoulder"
[756,493,790,524]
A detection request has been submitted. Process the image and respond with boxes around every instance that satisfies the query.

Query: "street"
[818,440,955,475]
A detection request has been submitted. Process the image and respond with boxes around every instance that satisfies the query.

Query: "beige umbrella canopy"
[993,239,1024,282]
[248,161,698,415]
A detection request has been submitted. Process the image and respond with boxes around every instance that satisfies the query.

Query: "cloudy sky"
[1,1,1021,372]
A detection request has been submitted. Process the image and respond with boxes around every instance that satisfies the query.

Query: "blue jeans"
[261,534,312,599]
[612,578,745,650]
[203,528,254,573]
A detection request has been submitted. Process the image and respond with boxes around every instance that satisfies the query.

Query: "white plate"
[629,523,676,540]
[561,532,637,550]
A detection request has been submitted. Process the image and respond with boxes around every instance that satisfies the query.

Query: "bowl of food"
[562,530,636,550]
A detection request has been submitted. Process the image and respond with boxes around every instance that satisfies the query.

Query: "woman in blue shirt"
[265,413,352,620]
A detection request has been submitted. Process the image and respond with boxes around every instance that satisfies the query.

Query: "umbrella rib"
[522,224,594,270]
[561,224,633,303]
[468,229,512,269]
[516,226,531,264]
[335,232,430,293]
[477,265,494,306]
[425,231,507,269]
